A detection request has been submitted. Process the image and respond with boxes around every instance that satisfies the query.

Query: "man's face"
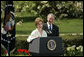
[47,15,55,24]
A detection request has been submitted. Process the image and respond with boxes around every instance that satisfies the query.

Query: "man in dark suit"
[43,13,59,36]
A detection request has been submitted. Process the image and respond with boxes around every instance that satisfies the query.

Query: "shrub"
[15,35,83,50]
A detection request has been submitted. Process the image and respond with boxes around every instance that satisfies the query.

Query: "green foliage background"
[1,1,83,21]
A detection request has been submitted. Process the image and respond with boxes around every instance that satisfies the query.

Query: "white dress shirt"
[47,22,53,30]
[27,28,47,42]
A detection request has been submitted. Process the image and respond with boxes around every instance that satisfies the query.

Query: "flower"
[76,45,83,52]
[37,6,41,9]
[80,47,83,52]
[4,50,7,54]
[24,49,29,53]
[76,46,81,51]
[67,47,72,51]
[67,45,76,51]
[17,49,24,53]
[41,1,48,4]
[71,45,76,51]
[17,49,30,56]
[25,50,29,55]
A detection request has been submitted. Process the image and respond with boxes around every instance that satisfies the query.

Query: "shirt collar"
[47,22,53,29]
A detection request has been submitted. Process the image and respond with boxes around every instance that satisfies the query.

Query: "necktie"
[49,25,51,31]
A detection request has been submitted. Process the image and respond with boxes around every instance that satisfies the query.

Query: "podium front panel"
[29,38,40,53]
[40,37,62,54]
[29,37,62,55]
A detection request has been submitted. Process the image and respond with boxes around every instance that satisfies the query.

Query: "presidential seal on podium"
[47,39,56,51]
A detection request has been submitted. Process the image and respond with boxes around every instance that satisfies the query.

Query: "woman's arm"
[27,30,39,43]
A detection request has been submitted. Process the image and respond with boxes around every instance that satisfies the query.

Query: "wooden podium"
[29,36,63,56]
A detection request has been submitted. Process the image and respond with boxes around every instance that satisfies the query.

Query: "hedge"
[15,35,83,49]
[1,35,83,55]
[61,35,83,54]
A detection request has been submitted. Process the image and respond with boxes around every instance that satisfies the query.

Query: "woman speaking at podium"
[27,17,47,43]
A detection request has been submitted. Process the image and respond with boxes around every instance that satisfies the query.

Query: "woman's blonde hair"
[35,17,44,27]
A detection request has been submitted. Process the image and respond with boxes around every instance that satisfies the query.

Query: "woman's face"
[37,21,43,29]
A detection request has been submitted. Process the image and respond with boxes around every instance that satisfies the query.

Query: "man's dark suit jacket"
[43,23,59,36]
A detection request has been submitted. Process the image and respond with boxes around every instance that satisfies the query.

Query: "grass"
[16,18,83,35]
[1,17,83,35]
[1,11,83,35]
[1,54,30,56]
[16,21,35,35]
[16,36,28,40]
[57,19,83,33]
[15,34,83,41]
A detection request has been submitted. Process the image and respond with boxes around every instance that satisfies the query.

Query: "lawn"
[57,19,83,33]
[1,11,83,35]
[16,18,83,35]
[16,17,83,35]
[1,17,83,36]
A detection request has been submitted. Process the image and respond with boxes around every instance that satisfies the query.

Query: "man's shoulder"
[53,24,59,28]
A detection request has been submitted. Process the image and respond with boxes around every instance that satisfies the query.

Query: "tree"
[1,1,83,19]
